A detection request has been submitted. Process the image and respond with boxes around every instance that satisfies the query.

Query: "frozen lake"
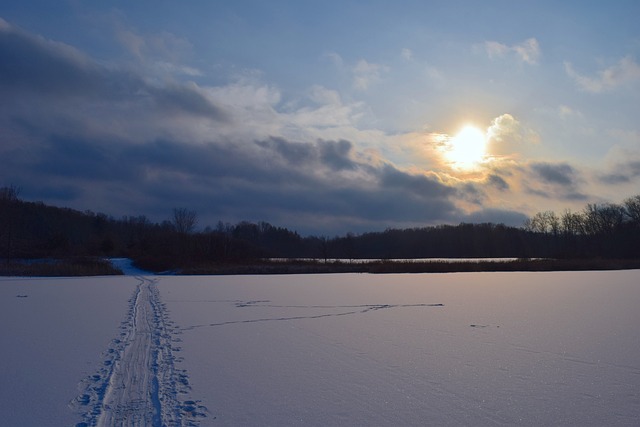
[1,270,640,426]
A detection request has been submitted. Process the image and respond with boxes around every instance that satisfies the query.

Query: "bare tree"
[582,203,625,235]
[624,195,640,226]
[561,209,584,236]
[524,211,558,234]
[0,185,20,202]
[172,208,197,234]
[0,185,21,259]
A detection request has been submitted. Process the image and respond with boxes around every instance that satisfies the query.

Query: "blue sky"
[1,1,640,234]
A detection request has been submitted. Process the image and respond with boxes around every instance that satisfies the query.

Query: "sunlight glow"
[445,125,487,169]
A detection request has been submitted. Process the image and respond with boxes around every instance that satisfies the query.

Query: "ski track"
[72,276,207,427]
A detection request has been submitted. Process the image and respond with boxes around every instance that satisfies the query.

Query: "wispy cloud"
[352,59,388,91]
[324,53,388,91]
[565,56,640,93]
[484,38,541,64]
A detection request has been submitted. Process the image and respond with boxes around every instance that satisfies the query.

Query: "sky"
[1,1,640,235]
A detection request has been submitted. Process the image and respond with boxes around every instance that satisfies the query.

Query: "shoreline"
[179,258,640,275]
[3,257,640,277]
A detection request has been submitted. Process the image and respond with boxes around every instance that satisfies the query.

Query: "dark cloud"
[530,162,577,186]
[564,192,589,201]
[36,136,136,181]
[487,174,509,191]
[318,139,356,170]
[524,185,588,202]
[379,165,454,198]
[0,20,225,121]
[599,160,640,184]
[147,83,226,120]
[1,130,463,234]
[524,161,588,201]
[257,138,357,171]
[26,184,80,202]
[457,182,485,205]
[255,137,352,170]
[0,22,104,97]
[256,137,316,165]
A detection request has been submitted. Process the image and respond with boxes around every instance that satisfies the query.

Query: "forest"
[1,185,640,273]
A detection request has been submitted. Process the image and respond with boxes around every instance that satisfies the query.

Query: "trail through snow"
[73,276,206,427]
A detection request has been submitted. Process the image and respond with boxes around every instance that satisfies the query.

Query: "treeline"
[522,196,640,259]
[1,185,639,272]
[0,186,318,270]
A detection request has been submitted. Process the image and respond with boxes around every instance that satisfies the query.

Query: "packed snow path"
[74,276,206,427]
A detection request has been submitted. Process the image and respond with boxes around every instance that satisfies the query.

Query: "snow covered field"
[1,268,640,426]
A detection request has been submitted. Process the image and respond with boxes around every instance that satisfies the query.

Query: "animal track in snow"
[182,300,444,330]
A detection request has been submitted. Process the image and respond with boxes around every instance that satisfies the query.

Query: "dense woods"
[1,185,639,272]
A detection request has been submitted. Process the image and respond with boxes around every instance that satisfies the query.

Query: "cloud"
[1,131,463,234]
[486,113,538,156]
[598,138,640,185]
[486,174,509,191]
[530,162,577,186]
[565,56,640,93]
[487,114,520,142]
[0,19,106,97]
[148,82,225,119]
[557,104,583,119]
[526,162,588,201]
[513,38,541,64]
[118,27,193,62]
[288,85,363,129]
[109,13,200,78]
[324,51,344,68]
[484,38,540,64]
[319,140,357,171]
[599,163,640,184]
[401,48,413,61]
[256,137,358,172]
[379,166,454,199]
[484,41,509,58]
[256,137,317,166]
[324,52,389,91]
[0,19,226,126]
[155,61,203,77]
[352,59,388,90]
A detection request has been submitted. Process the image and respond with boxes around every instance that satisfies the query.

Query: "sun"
[445,125,487,169]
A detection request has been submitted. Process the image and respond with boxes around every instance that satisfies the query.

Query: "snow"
[0,276,137,426]
[2,269,640,426]
[108,257,152,276]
